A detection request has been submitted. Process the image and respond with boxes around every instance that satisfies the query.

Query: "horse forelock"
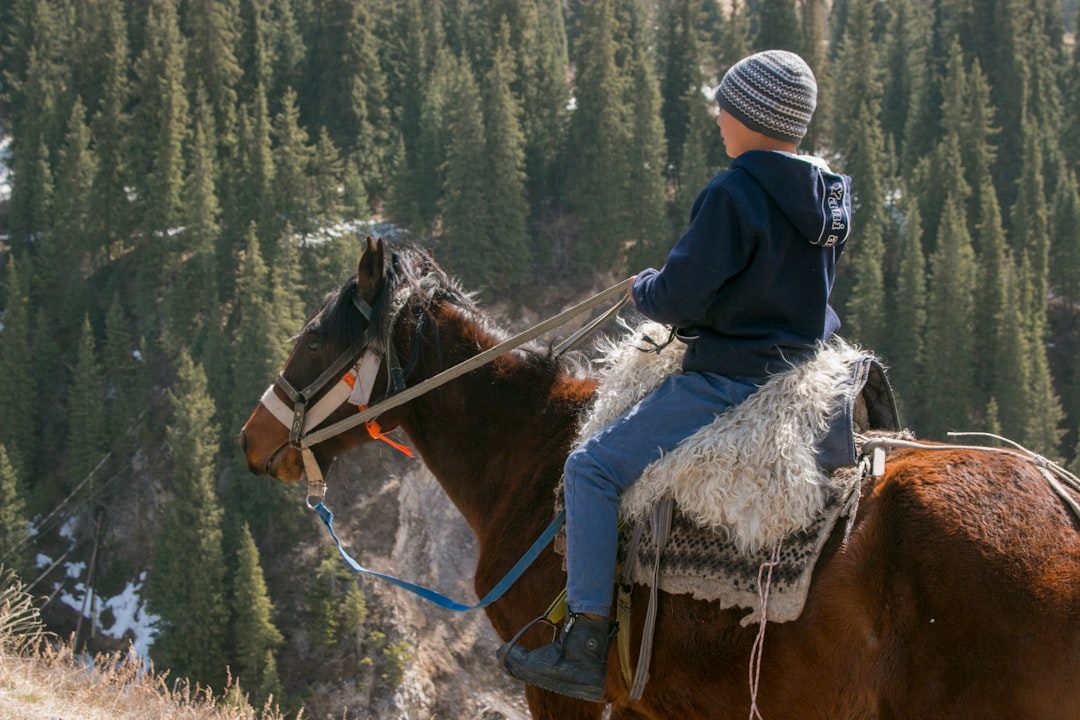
[304,277,370,354]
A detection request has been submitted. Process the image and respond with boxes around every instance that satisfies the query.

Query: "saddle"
[555,321,901,697]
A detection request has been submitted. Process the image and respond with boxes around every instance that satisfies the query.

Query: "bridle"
[257,291,415,504]
[257,274,632,504]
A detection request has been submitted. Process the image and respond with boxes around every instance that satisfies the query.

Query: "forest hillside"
[1,0,1080,717]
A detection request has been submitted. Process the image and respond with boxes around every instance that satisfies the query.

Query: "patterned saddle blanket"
[557,321,901,625]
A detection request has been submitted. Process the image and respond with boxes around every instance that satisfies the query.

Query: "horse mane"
[306,241,572,378]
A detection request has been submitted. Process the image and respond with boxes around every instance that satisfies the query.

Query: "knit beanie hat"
[716,50,817,145]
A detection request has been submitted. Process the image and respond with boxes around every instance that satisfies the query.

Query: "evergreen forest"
[2,0,1080,715]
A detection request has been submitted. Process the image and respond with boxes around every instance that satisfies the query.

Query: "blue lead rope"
[312,502,566,612]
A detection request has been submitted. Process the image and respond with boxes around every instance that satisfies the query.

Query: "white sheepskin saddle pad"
[559,320,900,624]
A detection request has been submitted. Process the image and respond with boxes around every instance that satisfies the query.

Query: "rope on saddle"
[865,432,1080,524]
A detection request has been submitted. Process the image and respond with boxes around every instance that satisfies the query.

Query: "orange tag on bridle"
[365,419,414,457]
[343,372,414,458]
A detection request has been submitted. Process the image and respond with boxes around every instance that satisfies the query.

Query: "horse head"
[239,235,401,483]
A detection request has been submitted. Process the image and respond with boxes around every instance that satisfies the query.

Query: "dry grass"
[0,569,293,720]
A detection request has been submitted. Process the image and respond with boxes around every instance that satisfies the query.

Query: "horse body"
[240,239,1080,719]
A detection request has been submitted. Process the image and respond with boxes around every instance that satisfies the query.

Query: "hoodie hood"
[732,150,852,248]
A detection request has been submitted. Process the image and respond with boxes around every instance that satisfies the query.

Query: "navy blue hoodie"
[632,150,852,379]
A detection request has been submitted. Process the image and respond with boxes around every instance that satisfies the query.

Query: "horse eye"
[306,336,321,352]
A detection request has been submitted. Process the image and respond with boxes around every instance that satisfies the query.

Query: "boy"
[501,49,852,703]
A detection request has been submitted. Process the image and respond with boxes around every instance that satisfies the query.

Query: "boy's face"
[717,109,753,158]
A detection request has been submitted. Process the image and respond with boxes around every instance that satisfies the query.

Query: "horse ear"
[357,235,385,304]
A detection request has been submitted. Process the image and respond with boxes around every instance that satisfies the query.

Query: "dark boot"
[499,613,617,703]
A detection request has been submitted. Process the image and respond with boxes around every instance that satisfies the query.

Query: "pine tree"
[960,60,999,229]
[623,22,671,270]
[53,94,96,250]
[971,178,1011,420]
[881,0,933,176]
[440,62,493,288]
[7,118,54,250]
[833,0,888,351]
[54,97,98,255]
[224,83,275,282]
[912,42,972,254]
[1010,120,1065,457]
[268,224,307,345]
[232,522,283,707]
[386,44,453,235]
[5,0,69,217]
[29,307,65,507]
[1051,170,1080,309]
[304,0,389,195]
[36,97,95,347]
[565,0,631,271]
[267,0,306,109]
[517,0,571,207]
[0,259,37,483]
[993,256,1033,441]
[719,0,751,71]
[103,292,138,451]
[271,88,315,241]
[238,0,272,98]
[166,85,221,353]
[983,0,1032,213]
[148,353,229,689]
[658,0,703,173]
[182,0,242,153]
[131,0,189,336]
[481,22,531,294]
[1063,35,1080,181]
[755,0,800,51]
[799,0,830,154]
[380,0,430,155]
[0,446,30,577]
[311,128,346,222]
[86,0,131,264]
[921,195,978,440]
[885,192,926,424]
[67,315,107,496]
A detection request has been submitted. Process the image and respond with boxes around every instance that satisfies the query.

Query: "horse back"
[621,446,1080,720]
[826,446,1080,718]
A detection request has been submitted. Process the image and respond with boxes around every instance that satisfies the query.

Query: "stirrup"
[496,613,557,664]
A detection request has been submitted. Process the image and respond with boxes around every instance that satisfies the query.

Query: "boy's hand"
[626,275,637,300]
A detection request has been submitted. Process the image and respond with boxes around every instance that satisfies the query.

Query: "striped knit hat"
[716,50,817,145]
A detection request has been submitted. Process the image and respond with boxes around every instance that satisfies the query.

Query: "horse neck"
[394,305,595,541]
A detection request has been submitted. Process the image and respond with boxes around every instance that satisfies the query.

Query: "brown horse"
[240,237,1080,720]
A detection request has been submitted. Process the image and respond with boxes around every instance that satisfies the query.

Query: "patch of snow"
[0,134,11,204]
[57,571,159,659]
[58,516,79,540]
[303,219,409,246]
[40,516,160,660]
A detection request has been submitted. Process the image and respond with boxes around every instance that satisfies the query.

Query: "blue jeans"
[563,371,759,616]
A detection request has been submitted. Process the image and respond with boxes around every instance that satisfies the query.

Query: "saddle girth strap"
[617,498,674,700]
